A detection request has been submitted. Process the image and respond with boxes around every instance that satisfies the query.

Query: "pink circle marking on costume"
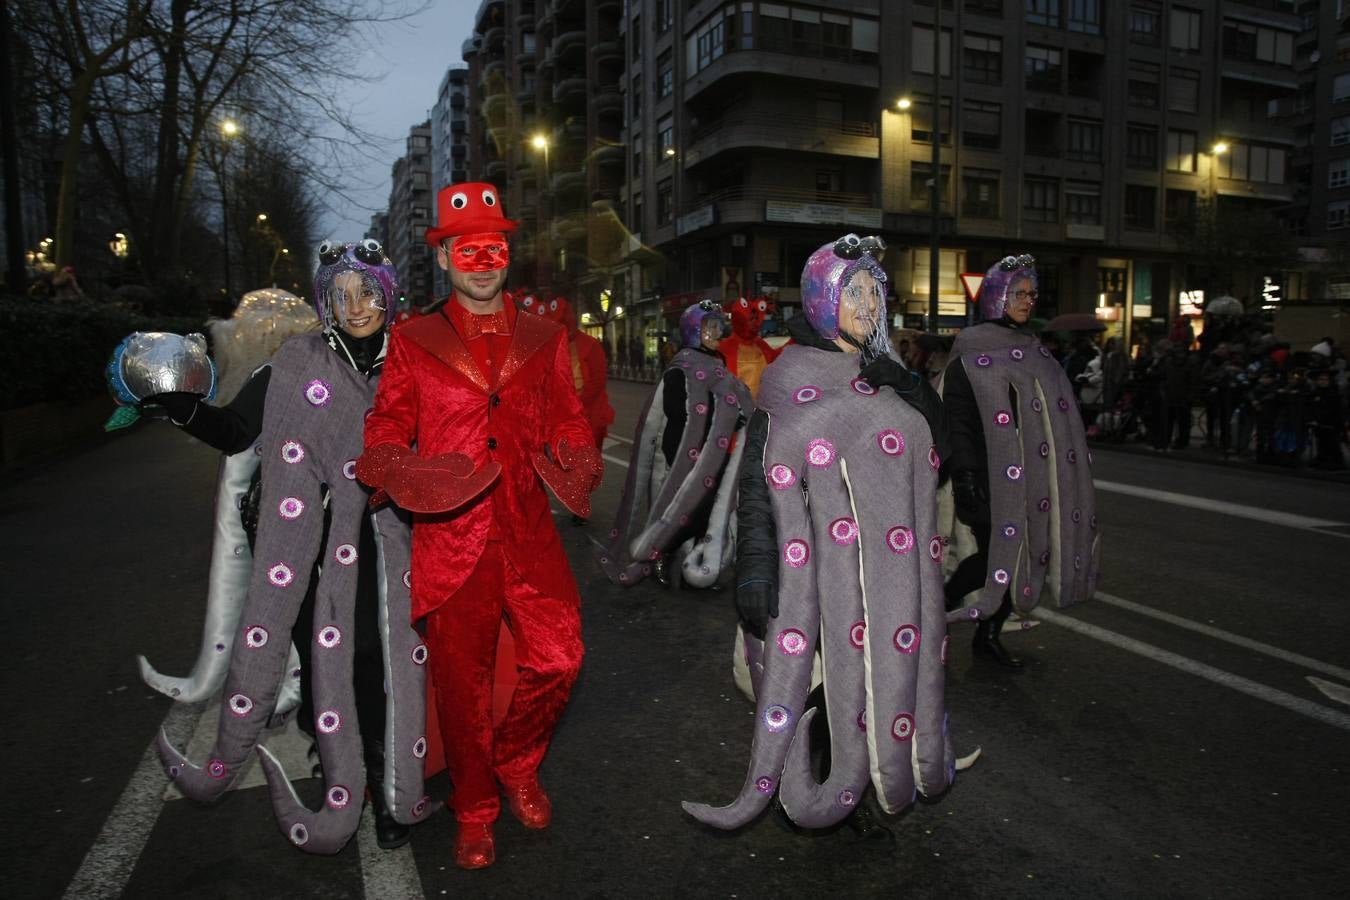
[768,463,797,489]
[856,709,867,731]
[877,430,906,456]
[993,568,1010,585]
[281,441,305,464]
[304,379,331,406]
[1006,464,1022,481]
[849,621,866,648]
[1058,397,1070,411]
[1067,448,1078,464]
[1002,523,1018,539]
[1090,514,1098,530]
[715,367,726,378]
[413,737,427,759]
[1074,554,1082,571]
[850,377,877,396]
[327,785,350,810]
[412,797,429,817]
[969,606,980,619]
[777,628,808,656]
[1032,398,1044,413]
[940,634,950,664]
[228,693,253,717]
[725,393,739,406]
[267,563,294,587]
[717,435,730,449]
[1038,497,1051,513]
[289,823,309,846]
[695,402,708,415]
[317,626,342,649]
[1023,585,1034,597]
[994,410,1012,427]
[402,570,412,588]
[1071,508,1082,523]
[1040,550,1051,565]
[334,543,357,566]
[975,354,992,368]
[694,369,707,381]
[764,705,792,733]
[244,625,269,649]
[279,497,304,519]
[886,525,915,555]
[688,447,700,460]
[342,459,357,480]
[830,517,859,545]
[317,710,341,734]
[168,765,181,779]
[755,775,776,794]
[411,644,428,665]
[806,438,836,467]
[893,624,919,653]
[929,446,941,470]
[891,713,915,741]
[929,536,944,562]
[1040,345,1052,357]
[793,385,820,404]
[207,759,227,779]
[1011,347,1026,360]
[1039,441,1050,458]
[838,789,857,806]
[783,539,810,568]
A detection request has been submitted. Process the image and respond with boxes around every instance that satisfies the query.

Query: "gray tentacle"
[909,440,954,796]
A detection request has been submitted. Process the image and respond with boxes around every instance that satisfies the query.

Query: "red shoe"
[454,822,495,870]
[505,780,552,830]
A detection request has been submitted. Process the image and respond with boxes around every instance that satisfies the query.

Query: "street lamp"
[219,117,241,303]
[530,133,551,288]
[256,212,267,222]
[896,96,912,110]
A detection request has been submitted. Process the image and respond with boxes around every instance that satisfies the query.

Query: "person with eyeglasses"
[940,255,1100,668]
[595,297,753,589]
[358,182,602,870]
[144,240,454,853]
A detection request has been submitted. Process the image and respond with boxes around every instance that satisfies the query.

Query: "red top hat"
[425,182,518,248]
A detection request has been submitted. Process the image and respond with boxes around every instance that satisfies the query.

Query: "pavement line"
[1308,676,1350,708]
[606,434,633,446]
[62,700,206,900]
[1092,479,1349,534]
[357,805,425,900]
[602,452,631,468]
[1094,591,1350,683]
[1035,608,1350,733]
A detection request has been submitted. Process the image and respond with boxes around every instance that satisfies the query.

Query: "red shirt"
[443,293,516,382]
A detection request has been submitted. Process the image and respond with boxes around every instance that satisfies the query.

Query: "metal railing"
[686,184,876,212]
[691,109,875,143]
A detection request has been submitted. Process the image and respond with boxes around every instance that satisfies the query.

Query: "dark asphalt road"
[4,379,1348,900]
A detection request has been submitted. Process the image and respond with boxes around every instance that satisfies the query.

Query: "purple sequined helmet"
[978,253,1037,322]
[679,299,728,348]
[800,234,888,340]
[312,238,400,332]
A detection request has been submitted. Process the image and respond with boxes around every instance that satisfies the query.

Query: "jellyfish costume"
[684,238,955,830]
[939,255,1100,622]
[595,300,752,589]
[153,242,437,853]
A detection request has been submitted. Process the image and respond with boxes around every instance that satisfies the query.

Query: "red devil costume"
[721,295,782,401]
[357,183,601,869]
[519,294,615,448]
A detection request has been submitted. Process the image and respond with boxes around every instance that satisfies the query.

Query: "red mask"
[448,232,510,273]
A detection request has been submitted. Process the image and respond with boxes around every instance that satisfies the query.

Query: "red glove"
[358,443,501,514]
[532,437,603,519]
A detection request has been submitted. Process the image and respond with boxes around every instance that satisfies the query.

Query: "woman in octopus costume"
[595,299,752,588]
[940,254,1100,668]
[151,241,486,853]
[684,235,955,831]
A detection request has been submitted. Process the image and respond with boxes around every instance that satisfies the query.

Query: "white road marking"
[1034,608,1350,732]
[1094,591,1350,683]
[606,434,633,446]
[163,698,316,800]
[357,805,425,899]
[1093,479,1350,535]
[1307,676,1350,708]
[602,452,631,468]
[62,701,205,900]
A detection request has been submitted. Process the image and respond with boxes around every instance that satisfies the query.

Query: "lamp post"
[219,118,241,304]
[531,133,551,289]
[928,1,943,332]
[1209,141,1228,209]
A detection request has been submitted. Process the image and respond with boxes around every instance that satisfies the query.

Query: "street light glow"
[1211,142,1229,155]
[663,146,677,158]
[531,134,549,150]
[896,97,912,110]
[221,118,240,137]
[257,213,268,222]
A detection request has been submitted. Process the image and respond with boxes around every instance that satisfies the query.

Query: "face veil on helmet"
[799,233,891,360]
[312,239,401,332]
[679,298,730,348]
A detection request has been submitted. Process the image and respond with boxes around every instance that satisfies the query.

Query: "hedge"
[0,297,209,411]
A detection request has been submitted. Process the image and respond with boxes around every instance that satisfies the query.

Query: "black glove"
[736,580,778,640]
[951,470,989,526]
[141,391,202,424]
[859,357,921,394]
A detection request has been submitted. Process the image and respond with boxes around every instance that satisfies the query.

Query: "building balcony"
[550,169,587,197]
[552,29,586,65]
[551,118,587,147]
[592,40,622,67]
[482,92,510,119]
[674,185,880,234]
[481,58,507,84]
[485,158,508,180]
[685,111,878,166]
[591,143,625,170]
[484,25,505,50]
[552,76,588,106]
[475,0,504,30]
[514,8,535,29]
[590,86,622,117]
[517,83,539,104]
[1221,58,1299,92]
[593,0,619,14]
[684,47,879,103]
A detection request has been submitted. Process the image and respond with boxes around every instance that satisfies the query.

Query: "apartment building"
[455,0,1345,353]
[431,66,471,298]
[386,121,434,310]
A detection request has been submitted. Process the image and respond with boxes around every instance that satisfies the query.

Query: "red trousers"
[423,540,583,824]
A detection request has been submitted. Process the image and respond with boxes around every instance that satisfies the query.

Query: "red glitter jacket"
[364,306,594,619]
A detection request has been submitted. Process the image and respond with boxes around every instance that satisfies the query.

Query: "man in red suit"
[518,293,615,450]
[357,183,602,870]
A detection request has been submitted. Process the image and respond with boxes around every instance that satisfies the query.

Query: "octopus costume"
[685,238,955,830]
[940,256,1099,664]
[720,295,782,401]
[519,294,615,448]
[152,242,438,854]
[359,183,601,860]
[595,300,753,589]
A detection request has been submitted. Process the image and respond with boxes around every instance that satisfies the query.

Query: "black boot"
[972,596,1024,668]
[843,798,894,846]
[364,741,412,850]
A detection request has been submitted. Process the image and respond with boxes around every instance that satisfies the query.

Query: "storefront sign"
[677,204,716,236]
[764,200,883,229]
